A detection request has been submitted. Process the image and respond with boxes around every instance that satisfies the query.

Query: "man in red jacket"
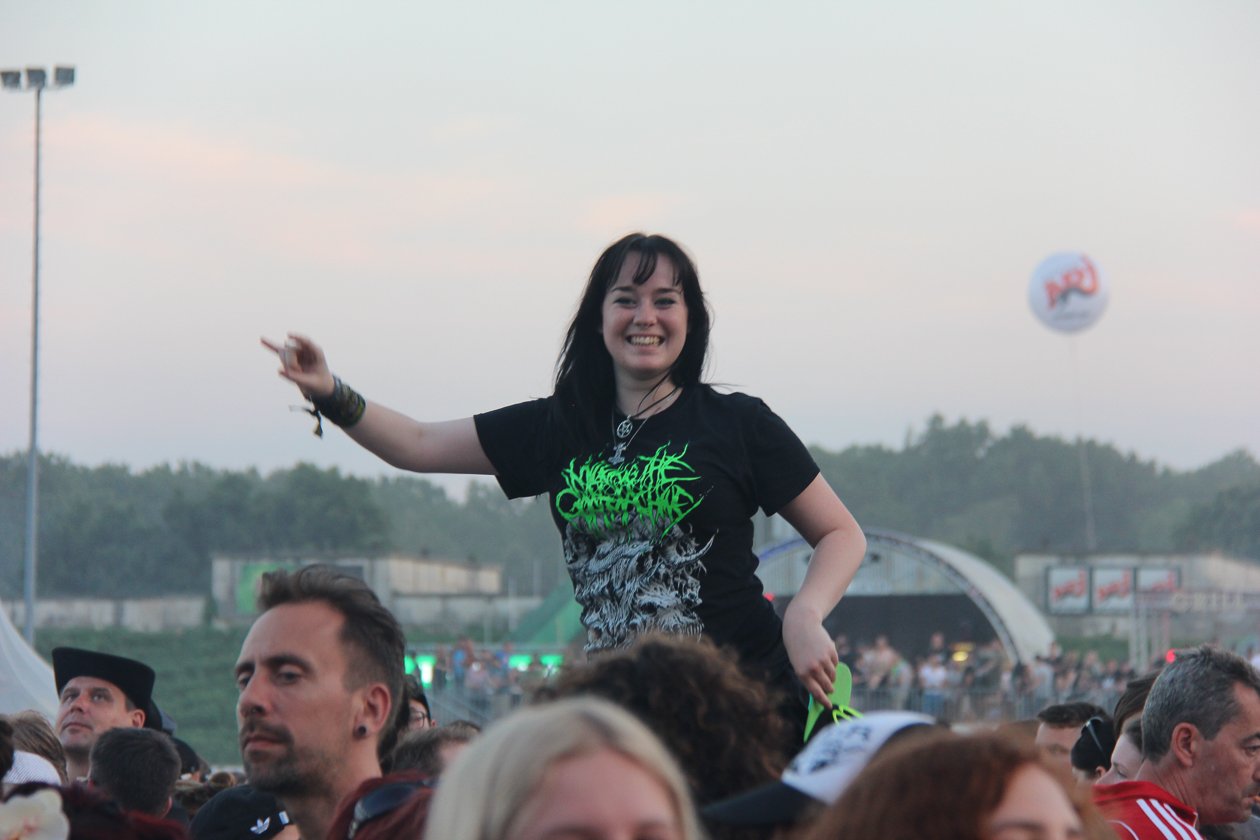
[1094,645,1260,839]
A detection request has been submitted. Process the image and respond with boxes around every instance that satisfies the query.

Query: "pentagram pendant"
[616,417,635,439]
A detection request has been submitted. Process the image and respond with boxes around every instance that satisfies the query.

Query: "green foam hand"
[804,662,862,742]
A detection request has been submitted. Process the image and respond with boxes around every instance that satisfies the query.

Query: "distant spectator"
[206,770,241,789]
[797,730,1112,840]
[1111,671,1160,736]
[389,724,477,777]
[1035,701,1107,775]
[52,646,162,780]
[171,738,209,782]
[191,783,295,840]
[441,719,482,738]
[918,654,949,717]
[703,711,938,834]
[1097,671,1159,785]
[404,675,435,731]
[1101,717,1144,786]
[89,727,181,818]
[1070,716,1115,786]
[172,780,226,822]
[3,711,68,784]
[833,633,860,679]
[431,646,449,692]
[1094,645,1260,837]
[518,655,550,697]
[544,633,789,809]
[426,697,705,840]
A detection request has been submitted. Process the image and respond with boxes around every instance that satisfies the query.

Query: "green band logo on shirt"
[556,443,703,537]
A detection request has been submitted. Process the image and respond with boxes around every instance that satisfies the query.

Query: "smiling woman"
[261,233,868,736]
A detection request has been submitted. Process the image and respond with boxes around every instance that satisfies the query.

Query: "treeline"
[1,415,1257,598]
[814,415,1260,570]
[0,459,559,599]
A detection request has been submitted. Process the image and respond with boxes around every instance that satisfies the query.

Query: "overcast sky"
[2,1,1257,497]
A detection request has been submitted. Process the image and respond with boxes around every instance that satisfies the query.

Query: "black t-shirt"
[474,385,819,671]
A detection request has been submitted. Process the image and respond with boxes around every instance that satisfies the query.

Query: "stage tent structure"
[756,527,1054,665]
[0,608,58,719]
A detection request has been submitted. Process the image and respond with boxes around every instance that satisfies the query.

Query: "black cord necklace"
[609,384,680,465]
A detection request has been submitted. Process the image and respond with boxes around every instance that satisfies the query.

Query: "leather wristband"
[310,376,367,429]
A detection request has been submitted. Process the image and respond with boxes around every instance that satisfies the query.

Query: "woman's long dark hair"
[551,233,711,448]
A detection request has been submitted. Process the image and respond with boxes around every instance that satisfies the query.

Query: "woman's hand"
[777,474,867,706]
[260,333,335,399]
[783,600,840,706]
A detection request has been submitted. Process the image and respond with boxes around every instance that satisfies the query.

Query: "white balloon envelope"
[1028,252,1108,333]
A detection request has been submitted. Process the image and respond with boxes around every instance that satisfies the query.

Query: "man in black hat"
[52,646,160,780]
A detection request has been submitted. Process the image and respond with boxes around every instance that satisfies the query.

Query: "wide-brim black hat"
[51,646,160,730]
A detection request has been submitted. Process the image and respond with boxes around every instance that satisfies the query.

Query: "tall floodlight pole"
[2,65,75,643]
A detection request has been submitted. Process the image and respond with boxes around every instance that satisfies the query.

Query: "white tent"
[0,607,58,720]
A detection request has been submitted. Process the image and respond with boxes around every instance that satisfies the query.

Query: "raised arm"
[777,474,867,705]
[261,333,496,475]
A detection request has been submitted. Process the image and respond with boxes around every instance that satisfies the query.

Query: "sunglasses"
[1083,716,1110,756]
[348,779,435,839]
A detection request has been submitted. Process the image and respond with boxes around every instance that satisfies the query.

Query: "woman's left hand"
[776,474,866,707]
[782,601,839,706]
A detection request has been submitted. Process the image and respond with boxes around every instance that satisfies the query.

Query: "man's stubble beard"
[61,740,90,767]
[245,741,340,800]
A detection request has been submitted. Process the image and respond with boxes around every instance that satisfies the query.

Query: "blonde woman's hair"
[425,696,705,840]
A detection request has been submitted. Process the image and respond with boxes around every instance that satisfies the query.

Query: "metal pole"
[1076,436,1098,551]
[23,85,43,644]
[1070,340,1098,552]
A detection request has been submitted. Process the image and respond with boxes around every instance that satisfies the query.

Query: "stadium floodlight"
[3,64,76,643]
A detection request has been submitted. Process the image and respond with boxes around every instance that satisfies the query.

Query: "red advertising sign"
[1093,568,1133,613]
[1137,567,1180,594]
[1047,567,1090,614]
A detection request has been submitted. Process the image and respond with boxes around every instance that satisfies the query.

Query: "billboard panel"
[1047,566,1090,614]
[1092,568,1133,613]
[1137,567,1181,594]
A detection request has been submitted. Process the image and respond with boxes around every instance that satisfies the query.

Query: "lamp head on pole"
[2,66,75,92]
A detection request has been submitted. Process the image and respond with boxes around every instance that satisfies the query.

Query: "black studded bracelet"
[308,376,367,435]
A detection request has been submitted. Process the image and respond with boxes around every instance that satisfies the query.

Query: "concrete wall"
[391,594,543,630]
[3,597,206,631]
[211,554,504,620]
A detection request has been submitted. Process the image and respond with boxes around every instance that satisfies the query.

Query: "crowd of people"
[4,236,1258,838]
[833,632,1147,723]
[420,629,1148,731]
[4,563,1260,840]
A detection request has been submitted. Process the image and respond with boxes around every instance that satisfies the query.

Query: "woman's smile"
[602,254,688,384]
